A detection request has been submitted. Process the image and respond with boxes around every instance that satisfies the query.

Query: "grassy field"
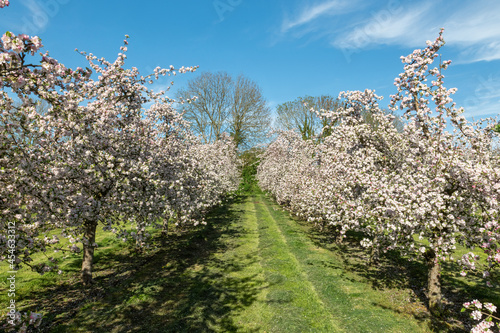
[1,189,498,332]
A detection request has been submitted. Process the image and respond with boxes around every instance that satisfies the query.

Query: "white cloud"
[456,42,500,64]
[281,0,500,63]
[461,77,500,118]
[461,102,499,119]
[442,1,500,63]
[332,2,435,49]
[281,0,355,34]
[443,1,500,44]
[338,0,500,63]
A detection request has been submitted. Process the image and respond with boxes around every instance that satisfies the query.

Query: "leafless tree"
[176,71,271,150]
[274,95,340,140]
[229,75,271,149]
[177,71,233,144]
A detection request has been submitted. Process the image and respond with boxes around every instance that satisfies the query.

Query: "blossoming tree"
[1,0,240,287]
[258,30,500,317]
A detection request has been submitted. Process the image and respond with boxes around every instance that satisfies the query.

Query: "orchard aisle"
[2,192,431,332]
[249,195,342,332]
[226,193,429,333]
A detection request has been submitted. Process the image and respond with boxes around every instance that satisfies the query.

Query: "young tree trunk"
[425,248,442,316]
[161,213,175,246]
[161,218,169,238]
[316,217,326,232]
[81,220,97,285]
[369,246,379,267]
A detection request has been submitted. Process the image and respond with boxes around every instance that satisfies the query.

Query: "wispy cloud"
[332,2,435,49]
[456,42,500,64]
[281,0,350,33]
[280,0,500,64]
[461,73,500,118]
[443,1,500,44]
[334,0,500,63]
[441,1,500,63]
[462,101,500,119]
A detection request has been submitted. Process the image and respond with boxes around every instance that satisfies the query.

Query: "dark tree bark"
[81,220,97,285]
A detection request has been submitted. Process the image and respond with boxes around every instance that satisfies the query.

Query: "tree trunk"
[162,218,169,238]
[425,249,442,316]
[81,221,97,285]
[369,246,379,267]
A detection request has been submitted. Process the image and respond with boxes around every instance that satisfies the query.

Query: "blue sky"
[1,0,499,122]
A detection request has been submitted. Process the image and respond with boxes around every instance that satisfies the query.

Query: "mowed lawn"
[1,190,495,332]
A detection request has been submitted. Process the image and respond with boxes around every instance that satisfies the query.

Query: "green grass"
[1,190,497,332]
[0,224,127,313]
[253,196,342,332]
[254,194,429,333]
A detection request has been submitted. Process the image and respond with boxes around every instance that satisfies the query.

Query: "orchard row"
[257,30,500,329]
[0,2,240,294]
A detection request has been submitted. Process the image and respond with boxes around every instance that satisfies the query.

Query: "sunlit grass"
[0,220,156,320]
[1,190,496,332]
[256,194,429,332]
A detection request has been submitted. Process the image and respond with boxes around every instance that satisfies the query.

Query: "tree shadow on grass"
[24,195,265,333]
[289,220,500,333]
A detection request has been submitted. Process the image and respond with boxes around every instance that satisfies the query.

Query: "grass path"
[251,196,342,332]
[1,192,432,332]
[247,194,428,333]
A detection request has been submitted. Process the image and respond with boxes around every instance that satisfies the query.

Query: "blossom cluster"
[257,30,500,316]
[463,300,499,333]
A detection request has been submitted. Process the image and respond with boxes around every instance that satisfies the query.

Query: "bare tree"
[177,71,233,144]
[275,95,340,140]
[176,71,271,149]
[229,75,271,149]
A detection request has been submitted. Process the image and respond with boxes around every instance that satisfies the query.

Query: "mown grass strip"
[253,196,344,332]
[212,197,270,332]
[257,194,429,333]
